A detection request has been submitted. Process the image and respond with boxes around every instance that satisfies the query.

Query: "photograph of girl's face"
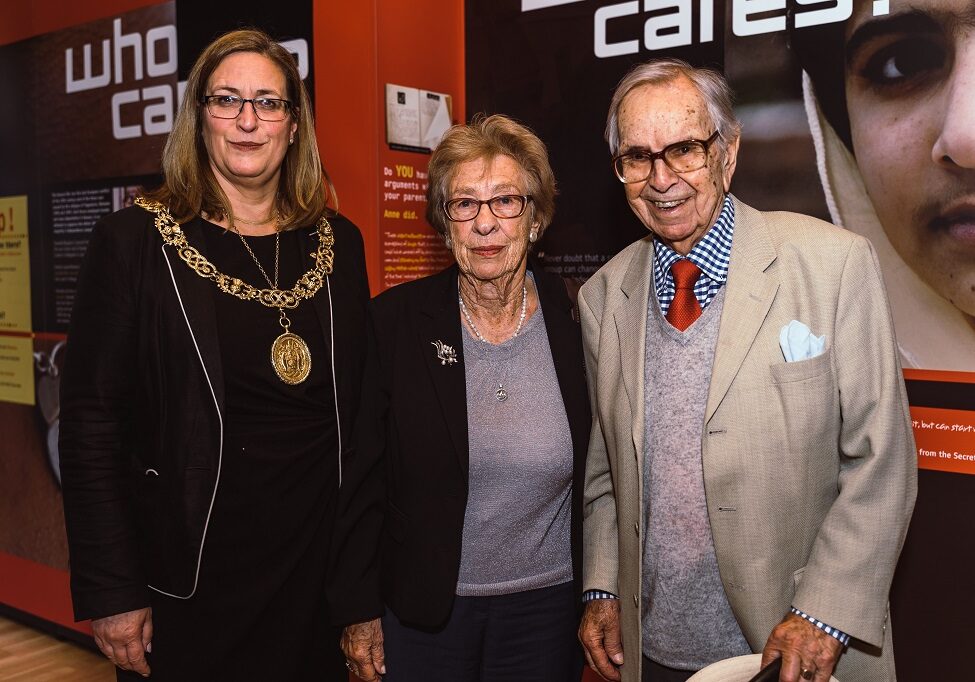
[845,0,975,317]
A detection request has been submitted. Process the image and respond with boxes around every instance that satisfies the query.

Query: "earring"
[289,135,294,144]
[444,235,453,249]
[529,227,538,243]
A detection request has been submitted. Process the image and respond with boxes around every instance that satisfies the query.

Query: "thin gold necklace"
[233,212,276,226]
[232,222,313,385]
[135,197,334,385]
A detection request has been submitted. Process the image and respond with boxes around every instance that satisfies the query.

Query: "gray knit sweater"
[455,296,573,596]
[641,287,751,669]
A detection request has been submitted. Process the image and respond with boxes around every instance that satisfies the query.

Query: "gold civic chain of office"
[134,196,335,308]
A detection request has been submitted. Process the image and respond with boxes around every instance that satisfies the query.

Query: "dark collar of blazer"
[161,215,366,440]
[413,258,590,480]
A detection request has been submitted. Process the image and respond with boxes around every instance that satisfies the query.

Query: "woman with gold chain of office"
[59,29,372,681]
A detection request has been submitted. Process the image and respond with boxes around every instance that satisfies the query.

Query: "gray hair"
[426,114,557,240]
[605,58,741,156]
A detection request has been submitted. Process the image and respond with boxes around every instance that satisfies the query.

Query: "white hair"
[605,58,742,157]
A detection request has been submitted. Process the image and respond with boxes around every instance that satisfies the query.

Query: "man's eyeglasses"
[443,194,533,222]
[202,95,293,122]
[613,131,721,183]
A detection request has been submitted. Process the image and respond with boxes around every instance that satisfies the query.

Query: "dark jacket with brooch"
[59,204,371,621]
[328,261,590,629]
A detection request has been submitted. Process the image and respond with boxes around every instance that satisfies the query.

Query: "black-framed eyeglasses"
[613,131,721,183]
[443,194,533,222]
[202,94,293,122]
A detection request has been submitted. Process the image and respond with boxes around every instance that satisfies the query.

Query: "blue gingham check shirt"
[653,195,734,316]
[584,194,850,647]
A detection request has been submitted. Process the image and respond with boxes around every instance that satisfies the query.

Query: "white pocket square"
[779,320,826,362]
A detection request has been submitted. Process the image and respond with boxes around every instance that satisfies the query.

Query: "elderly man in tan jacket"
[577,58,916,682]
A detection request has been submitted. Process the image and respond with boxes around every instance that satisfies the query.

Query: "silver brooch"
[431,340,458,366]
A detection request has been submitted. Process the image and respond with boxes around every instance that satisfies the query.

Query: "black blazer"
[329,261,590,629]
[59,205,371,621]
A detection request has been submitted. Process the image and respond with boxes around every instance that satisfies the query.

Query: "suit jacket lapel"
[705,197,779,423]
[163,219,226,413]
[615,237,654,462]
[300,226,345,410]
[419,266,470,479]
[301,225,333,337]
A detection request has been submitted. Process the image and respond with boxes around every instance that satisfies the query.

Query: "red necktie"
[666,260,702,331]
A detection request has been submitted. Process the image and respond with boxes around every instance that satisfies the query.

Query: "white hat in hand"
[687,654,839,682]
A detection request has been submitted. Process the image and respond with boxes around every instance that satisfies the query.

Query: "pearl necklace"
[458,284,528,403]
[458,284,528,343]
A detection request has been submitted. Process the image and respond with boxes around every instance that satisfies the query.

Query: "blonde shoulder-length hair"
[145,28,335,229]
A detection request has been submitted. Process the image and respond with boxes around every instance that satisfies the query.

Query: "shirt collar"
[652,194,735,286]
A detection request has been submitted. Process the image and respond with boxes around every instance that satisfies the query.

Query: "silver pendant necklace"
[458,284,527,402]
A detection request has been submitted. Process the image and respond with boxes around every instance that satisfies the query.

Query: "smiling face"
[202,51,297,196]
[845,0,975,315]
[447,155,536,285]
[616,76,739,255]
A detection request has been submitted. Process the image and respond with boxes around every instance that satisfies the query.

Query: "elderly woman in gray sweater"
[329,114,590,682]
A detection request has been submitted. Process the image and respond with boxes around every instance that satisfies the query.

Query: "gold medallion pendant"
[269,302,311,385]
[134,198,336,388]
[271,331,312,385]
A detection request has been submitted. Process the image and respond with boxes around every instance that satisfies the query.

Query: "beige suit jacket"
[579,197,917,682]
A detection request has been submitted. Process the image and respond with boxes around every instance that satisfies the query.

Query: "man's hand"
[341,618,385,681]
[761,613,843,682]
[91,607,152,677]
[578,599,624,681]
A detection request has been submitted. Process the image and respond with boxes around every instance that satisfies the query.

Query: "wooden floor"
[0,616,113,681]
